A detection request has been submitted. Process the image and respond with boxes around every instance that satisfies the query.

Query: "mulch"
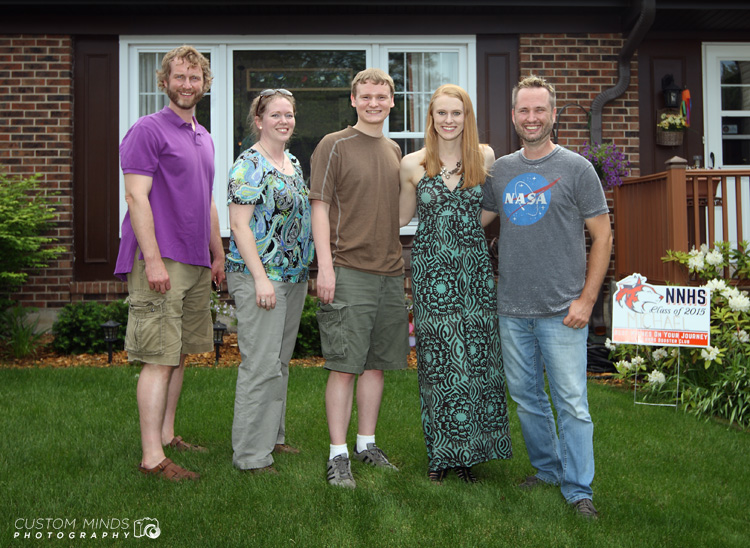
[1,333,420,370]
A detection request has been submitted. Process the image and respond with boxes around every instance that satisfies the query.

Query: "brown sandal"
[139,458,199,481]
[167,436,207,453]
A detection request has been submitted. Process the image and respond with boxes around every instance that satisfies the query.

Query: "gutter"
[589,0,656,144]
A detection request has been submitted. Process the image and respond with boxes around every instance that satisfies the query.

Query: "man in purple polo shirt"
[115,45,225,481]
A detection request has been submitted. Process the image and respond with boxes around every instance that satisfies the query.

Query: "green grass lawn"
[1,365,748,548]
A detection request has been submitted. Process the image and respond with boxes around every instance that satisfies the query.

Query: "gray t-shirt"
[482,145,608,317]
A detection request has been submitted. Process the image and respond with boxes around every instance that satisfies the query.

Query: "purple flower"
[579,141,630,189]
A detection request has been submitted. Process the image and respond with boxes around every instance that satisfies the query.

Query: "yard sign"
[611,273,711,347]
[611,273,711,408]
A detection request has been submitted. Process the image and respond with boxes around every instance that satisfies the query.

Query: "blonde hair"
[512,74,556,110]
[423,84,486,189]
[246,91,297,140]
[350,68,395,97]
[156,45,213,93]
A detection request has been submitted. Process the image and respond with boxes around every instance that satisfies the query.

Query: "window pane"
[720,61,750,85]
[722,116,750,166]
[389,51,459,134]
[233,50,366,176]
[720,61,750,111]
[392,138,425,156]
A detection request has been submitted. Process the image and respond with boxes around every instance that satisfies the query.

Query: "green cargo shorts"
[317,267,409,374]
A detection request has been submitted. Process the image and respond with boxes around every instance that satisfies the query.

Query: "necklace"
[258,142,287,172]
[440,160,462,180]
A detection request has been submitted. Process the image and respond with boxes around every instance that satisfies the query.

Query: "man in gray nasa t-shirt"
[482,75,612,519]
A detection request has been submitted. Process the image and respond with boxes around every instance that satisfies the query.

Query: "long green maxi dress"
[411,173,512,472]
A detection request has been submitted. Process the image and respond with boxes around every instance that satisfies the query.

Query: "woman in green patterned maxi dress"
[399,84,512,483]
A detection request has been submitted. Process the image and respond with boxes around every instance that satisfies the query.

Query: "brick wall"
[519,33,638,285]
[519,33,640,175]
[0,35,74,308]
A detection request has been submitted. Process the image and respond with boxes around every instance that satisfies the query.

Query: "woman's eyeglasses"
[256,89,293,116]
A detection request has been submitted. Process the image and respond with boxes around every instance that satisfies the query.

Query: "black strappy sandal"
[454,466,478,483]
[428,468,448,483]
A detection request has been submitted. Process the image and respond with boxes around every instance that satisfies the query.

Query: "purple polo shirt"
[114,106,215,280]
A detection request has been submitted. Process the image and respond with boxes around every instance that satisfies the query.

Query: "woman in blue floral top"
[225,89,314,474]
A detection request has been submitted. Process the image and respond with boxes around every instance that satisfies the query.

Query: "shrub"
[608,242,750,429]
[51,300,128,355]
[0,171,64,307]
[292,295,322,359]
[0,304,45,359]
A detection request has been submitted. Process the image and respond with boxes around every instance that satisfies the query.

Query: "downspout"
[590,0,655,144]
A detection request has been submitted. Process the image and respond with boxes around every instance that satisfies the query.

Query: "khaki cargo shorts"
[125,255,213,366]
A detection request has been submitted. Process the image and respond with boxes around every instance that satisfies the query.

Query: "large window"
[120,36,475,236]
[232,50,366,177]
[389,50,461,155]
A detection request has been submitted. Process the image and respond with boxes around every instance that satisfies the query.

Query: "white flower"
[615,360,632,373]
[605,338,616,351]
[700,243,709,254]
[701,345,720,362]
[671,348,680,358]
[721,286,740,300]
[688,246,702,257]
[631,355,645,367]
[728,293,750,313]
[705,248,724,266]
[687,254,705,271]
[734,330,750,344]
[704,278,727,294]
[652,348,668,361]
[647,369,666,386]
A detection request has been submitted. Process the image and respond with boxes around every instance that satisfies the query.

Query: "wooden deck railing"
[613,157,750,286]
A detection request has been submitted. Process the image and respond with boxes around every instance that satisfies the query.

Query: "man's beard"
[166,88,204,110]
[514,119,553,144]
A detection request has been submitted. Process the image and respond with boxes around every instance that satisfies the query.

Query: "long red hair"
[423,84,486,189]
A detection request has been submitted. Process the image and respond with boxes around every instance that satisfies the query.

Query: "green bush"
[292,295,322,359]
[0,304,45,359]
[51,300,128,355]
[0,171,64,307]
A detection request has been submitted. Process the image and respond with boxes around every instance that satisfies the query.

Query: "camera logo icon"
[133,517,161,539]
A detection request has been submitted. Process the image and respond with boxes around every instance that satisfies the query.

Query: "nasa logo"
[502,173,559,226]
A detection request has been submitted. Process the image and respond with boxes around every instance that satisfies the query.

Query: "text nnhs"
[504,193,547,205]
[664,288,708,306]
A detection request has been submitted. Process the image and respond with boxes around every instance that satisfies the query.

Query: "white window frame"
[120,35,476,237]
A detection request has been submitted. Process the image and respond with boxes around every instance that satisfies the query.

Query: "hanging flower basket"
[656,128,684,146]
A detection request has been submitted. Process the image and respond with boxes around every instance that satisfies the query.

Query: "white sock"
[356,434,375,453]
[329,444,348,460]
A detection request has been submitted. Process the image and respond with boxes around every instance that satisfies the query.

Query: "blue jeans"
[498,314,594,503]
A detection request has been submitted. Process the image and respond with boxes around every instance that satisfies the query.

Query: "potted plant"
[579,141,631,189]
[656,111,687,146]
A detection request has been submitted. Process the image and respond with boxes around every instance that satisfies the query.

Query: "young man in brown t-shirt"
[310,68,409,489]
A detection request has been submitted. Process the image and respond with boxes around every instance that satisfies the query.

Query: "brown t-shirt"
[309,126,404,276]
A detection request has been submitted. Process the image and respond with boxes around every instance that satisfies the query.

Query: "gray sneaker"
[326,455,356,489]
[353,443,398,471]
[572,498,599,519]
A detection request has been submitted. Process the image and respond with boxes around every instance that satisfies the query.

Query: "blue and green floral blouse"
[225,148,314,283]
